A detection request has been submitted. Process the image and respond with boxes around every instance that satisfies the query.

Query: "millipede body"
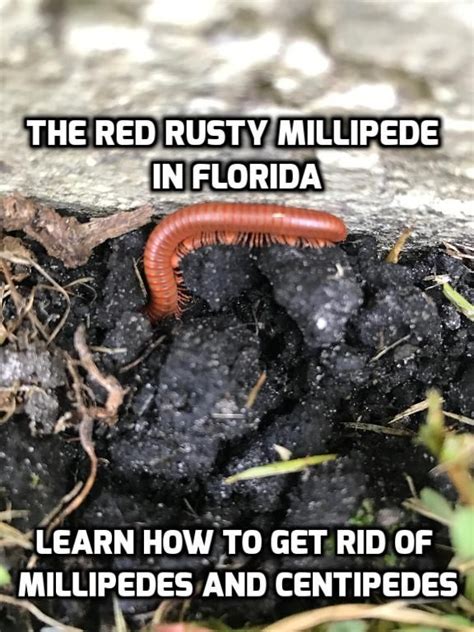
[143,202,347,321]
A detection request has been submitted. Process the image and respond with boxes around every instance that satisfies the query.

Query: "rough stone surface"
[258,246,363,348]
[1,0,472,245]
[0,346,66,388]
[0,418,76,530]
[108,314,267,487]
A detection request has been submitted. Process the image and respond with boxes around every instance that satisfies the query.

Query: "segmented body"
[143,202,347,320]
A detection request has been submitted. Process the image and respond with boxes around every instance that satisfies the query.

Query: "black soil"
[0,225,472,631]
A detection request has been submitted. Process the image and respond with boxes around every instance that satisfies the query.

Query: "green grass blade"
[442,283,474,321]
[225,454,337,484]
[0,564,11,588]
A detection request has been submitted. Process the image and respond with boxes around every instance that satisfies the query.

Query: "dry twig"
[119,334,166,373]
[0,249,70,343]
[262,600,470,632]
[0,594,83,632]
[245,371,267,409]
[385,226,413,263]
[1,193,155,267]
[30,325,124,541]
[73,324,125,423]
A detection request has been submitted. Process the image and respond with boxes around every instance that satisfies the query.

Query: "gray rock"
[24,389,60,435]
[258,246,363,348]
[0,347,66,388]
[1,0,472,245]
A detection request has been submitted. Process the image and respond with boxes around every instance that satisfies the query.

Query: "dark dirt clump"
[0,224,472,630]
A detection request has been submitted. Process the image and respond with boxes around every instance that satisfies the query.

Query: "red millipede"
[143,202,347,321]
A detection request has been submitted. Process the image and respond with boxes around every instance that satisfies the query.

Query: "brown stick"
[73,324,125,424]
[1,193,155,267]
